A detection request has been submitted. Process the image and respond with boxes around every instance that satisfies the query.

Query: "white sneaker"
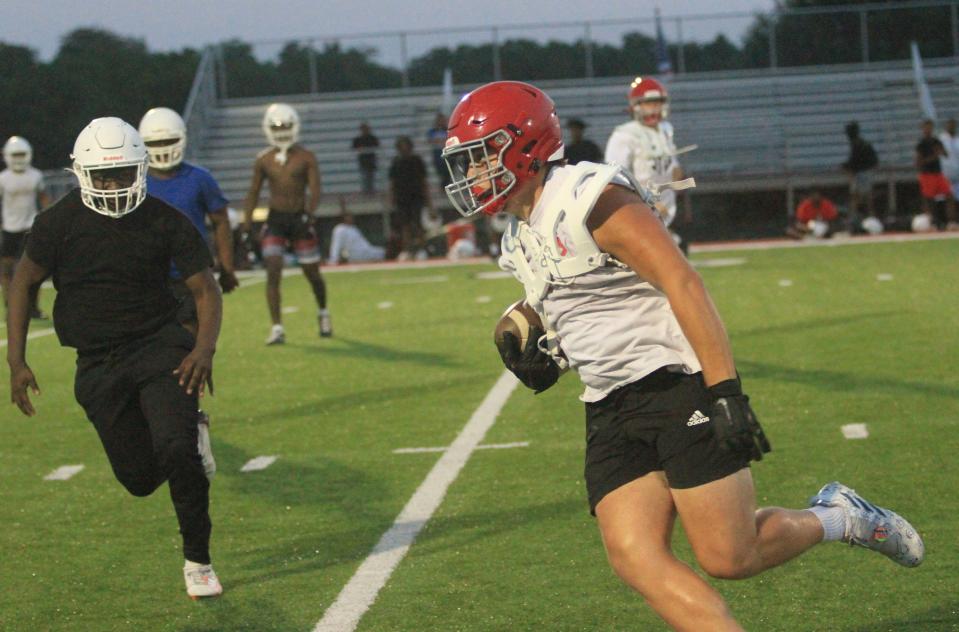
[414,249,429,261]
[319,310,333,338]
[265,324,285,345]
[809,482,924,567]
[184,561,223,599]
[197,411,216,480]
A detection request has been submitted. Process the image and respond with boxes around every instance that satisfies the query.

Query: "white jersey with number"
[0,167,44,232]
[503,162,701,402]
[605,120,680,225]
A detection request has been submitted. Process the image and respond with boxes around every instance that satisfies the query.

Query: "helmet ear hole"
[521,140,537,154]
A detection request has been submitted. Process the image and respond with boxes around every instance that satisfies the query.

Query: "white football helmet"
[911,213,933,233]
[3,136,32,172]
[861,216,884,235]
[262,103,300,150]
[71,117,148,218]
[139,107,187,170]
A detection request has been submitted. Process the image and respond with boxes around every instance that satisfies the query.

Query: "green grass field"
[1,238,957,632]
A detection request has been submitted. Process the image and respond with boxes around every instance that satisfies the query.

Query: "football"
[494,299,543,350]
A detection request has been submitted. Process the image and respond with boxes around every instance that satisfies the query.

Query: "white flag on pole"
[911,41,937,121]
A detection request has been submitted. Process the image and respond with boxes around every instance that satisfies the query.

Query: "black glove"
[708,377,771,462]
[495,327,560,393]
[218,270,239,293]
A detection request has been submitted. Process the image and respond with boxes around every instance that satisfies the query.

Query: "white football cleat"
[265,324,285,345]
[197,411,216,480]
[809,481,924,567]
[319,310,332,338]
[184,561,223,599]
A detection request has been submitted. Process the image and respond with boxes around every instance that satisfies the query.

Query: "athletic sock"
[807,505,845,542]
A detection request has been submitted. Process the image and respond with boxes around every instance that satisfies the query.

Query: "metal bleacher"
[191,58,959,229]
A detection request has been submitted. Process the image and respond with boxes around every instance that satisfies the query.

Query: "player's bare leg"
[265,255,284,325]
[672,468,824,580]
[300,262,331,336]
[0,256,14,307]
[263,255,285,344]
[596,472,744,632]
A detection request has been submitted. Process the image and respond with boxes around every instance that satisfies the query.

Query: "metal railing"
[214,0,959,98]
[182,47,219,161]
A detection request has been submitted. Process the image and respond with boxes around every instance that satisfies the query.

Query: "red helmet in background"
[443,81,564,216]
[628,76,669,127]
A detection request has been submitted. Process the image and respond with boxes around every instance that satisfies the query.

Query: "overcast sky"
[0,0,776,65]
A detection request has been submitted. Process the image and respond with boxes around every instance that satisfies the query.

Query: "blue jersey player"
[138,107,236,499]
[139,107,238,295]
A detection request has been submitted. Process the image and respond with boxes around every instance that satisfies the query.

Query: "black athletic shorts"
[584,368,750,514]
[260,211,320,263]
[1,230,27,259]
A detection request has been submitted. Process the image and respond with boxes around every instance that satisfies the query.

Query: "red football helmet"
[628,76,669,127]
[443,81,564,216]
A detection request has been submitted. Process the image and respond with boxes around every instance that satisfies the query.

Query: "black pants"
[74,322,211,564]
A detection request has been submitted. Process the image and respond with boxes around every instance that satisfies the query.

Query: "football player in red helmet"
[629,76,669,127]
[607,76,689,252]
[443,81,564,218]
[445,81,924,631]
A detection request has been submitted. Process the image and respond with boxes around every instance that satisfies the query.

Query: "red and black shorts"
[918,172,954,200]
[584,368,750,514]
[260,211,321,264]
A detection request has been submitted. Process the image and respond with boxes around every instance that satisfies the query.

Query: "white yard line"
[392,440,529,455]
[44,464,85,481]
[0,328,56,347]
[314,370,518,632]
[841,424,870,440]
[382,275,449,285]
[240,456,278,472]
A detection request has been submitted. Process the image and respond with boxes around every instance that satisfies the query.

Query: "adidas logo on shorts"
[687,410,710,426]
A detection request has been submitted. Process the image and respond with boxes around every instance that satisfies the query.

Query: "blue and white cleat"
[809,482,924,567]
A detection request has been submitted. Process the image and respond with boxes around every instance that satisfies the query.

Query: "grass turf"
[1,238,956,631]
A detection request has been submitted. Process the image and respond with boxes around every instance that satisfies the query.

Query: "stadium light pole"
[308,39,319,94]
[952,2,959,57]
[492,27,502,81]
[769,18,777,69]
[675,17,686,75]
[860,10,869,65]
[584,23,594,79]
[400,32,410,90]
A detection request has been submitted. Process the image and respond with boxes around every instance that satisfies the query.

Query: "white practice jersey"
[0,167,44,232]
[328,223,384,264]
[501,162,701,402]
[938,131,959,181]
[605,120,680,225]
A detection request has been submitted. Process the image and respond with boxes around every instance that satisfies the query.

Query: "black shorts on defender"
[1,230,27,259]
[584,368,750,514]
[260,211,320,263]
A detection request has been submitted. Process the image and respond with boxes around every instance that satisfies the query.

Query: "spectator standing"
[937,117,959,197]
[565,118,603,165]
[840,122,879,228]
[388,136,432,260]
[351,122,380,195]
[915,119,957,229]
[426,113,452,190]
